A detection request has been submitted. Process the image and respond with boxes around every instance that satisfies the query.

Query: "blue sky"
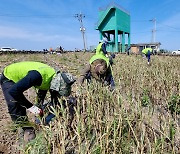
[0,0,179,51]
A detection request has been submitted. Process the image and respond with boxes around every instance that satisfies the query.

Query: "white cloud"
[0,25,87,50]
[0,26,47,40]
[0,25,82,42]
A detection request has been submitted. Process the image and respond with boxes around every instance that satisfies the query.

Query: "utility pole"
[149,18,156,43]
[74,13,87,51]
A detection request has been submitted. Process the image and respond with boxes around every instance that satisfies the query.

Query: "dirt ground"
[0,88,36,154]
[0,53,88,154]
[0,58,19,154]
[0,96,18,154]
[0,53,179,153]
[0,55,44,154]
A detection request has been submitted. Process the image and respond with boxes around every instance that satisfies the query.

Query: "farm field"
[0,52,179,154]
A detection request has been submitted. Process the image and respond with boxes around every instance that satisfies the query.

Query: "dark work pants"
[146,51,151,62]
[0,74,27,122]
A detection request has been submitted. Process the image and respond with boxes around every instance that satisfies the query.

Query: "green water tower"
[96,3,130,52]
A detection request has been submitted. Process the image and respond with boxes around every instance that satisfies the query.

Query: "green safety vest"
[96,42,104,55]
[142,48,152,55]
[3,61,56,90]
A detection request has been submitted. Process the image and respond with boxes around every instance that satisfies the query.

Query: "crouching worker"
[79,53,115,91]
[142,47,152,65]
[0,61,75,142]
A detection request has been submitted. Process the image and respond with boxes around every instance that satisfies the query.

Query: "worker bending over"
[79,51,115,91]
[0,61,75,142]
[142,47,152,65]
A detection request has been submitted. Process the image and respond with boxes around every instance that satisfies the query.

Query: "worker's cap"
[99,40,103,43]
[99,38,108,44]
[50,72,76,97]
[103,38,108,43]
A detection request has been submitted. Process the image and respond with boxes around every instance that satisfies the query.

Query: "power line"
[156,29,180,33]
[131,29,180,35]
[131,20,149,22]
[0,13,74,18]
[157,22,180,30]
[131,31,151,34]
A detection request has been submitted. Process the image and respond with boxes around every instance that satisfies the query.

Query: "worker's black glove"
[68,97,77,106]
[68,97,77,115]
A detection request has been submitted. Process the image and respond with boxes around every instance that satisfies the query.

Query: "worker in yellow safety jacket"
[79,49,115,91]
[0,61,75,142]
[142,47,153,65]
[96,38,108,55]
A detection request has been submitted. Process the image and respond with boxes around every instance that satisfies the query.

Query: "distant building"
[131,42,161,54]
[89,45,96,51]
